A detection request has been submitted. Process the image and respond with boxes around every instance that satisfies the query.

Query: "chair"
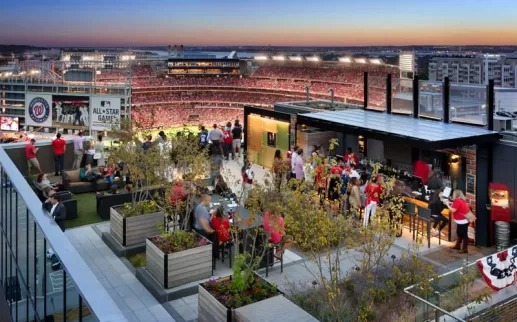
[416,206,432,248]
[219,241,233,268]
[404,202,417,240]
[265,243,284,277]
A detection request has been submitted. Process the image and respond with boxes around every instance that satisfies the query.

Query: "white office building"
[429,54,517,88]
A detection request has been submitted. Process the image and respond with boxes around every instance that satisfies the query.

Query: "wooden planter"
[145,235,212,289]
[110,207,164,247]
[198,276,318,322]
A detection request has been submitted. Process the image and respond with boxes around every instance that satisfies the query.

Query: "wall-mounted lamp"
[450,155,460,164]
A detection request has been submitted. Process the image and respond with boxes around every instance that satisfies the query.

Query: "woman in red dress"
[363,175,383,227]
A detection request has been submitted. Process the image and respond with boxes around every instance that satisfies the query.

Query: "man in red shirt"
[25,139,42,176]
[52,133,66,176]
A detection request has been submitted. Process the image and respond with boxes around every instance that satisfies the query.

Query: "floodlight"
[288,56,303,61]
[355,58,367,64]
[369,58,383,64]
[254,56,268,61]
[306,56,320,62]
[272,56,286,61]
[338,57,352,63]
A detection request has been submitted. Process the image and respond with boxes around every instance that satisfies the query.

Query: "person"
[344,147,358,168]
[102,162,116,186]
[363,175,383,227]
[348,177,362,219]
[328,159,343,216]
[315,158,328,203]
[295,148,305,180]
[223,122,233,161]
[311,145,319,167]
[290,146,299,180]
[44,194,66,232]
[231,120,243,159]
[83,140,95,167]
[427,171,443,191]
[241,160,254,203]
[156,131,167,144]
[73,106,82,126]
[80,164,101,186]
[52,132,66,176]
[94,134,105,167]
[211,206,230,244]
[263,208,293,258]
[413,160,430,185]
[198,126,209,149]
[272,149,284,189]
[194,194,218,258]
[208,124,224,145]
[36,173,63,193]
[25,138,42,175]
[142,135,153,152]
[72,131,84,169]
[429,188,449,237]
[214,174,232,196]
[96,185,119,199]
[209,142,224,185]
[445,189,470,253]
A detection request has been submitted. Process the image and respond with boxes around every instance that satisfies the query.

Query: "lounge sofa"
[62,167,123,194]
[96,187,164,220]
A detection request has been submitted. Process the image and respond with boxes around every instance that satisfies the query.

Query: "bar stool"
[219,241,233,268]
[265,243,284,277]
[416,206,432,248]
[404,202,417,239]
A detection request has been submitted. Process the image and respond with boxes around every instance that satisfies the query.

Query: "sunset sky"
[1,0,516,47]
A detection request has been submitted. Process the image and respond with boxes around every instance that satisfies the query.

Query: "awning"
[297,109,500,149]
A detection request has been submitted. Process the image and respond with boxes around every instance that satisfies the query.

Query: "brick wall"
[459,145,477,212]
[440,145,477,213]
[468,294,517,322]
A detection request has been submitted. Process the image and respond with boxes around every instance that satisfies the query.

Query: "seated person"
[96,185,119,198]
[210,206,231,244]
[35,173,63,192]
[80,164,101,182]
[214,174,232,196]
[103,163,116,186]
[263,209,293,258]
[194,194,218,259]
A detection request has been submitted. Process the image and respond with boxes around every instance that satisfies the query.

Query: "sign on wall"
[89,96,121,131]
[25,94,53,127]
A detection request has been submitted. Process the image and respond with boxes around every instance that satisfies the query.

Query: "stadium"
[0,50,406,137]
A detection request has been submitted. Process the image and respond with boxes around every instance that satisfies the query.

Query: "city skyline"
[1,0,517,47]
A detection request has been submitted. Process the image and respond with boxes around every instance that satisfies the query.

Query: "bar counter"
[404,197,456,242]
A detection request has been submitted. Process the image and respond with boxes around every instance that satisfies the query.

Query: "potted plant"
[146,230,212,288]
[110,200,164,247]
[198,254,279,322]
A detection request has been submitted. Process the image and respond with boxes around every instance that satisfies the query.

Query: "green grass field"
[65,193,106,229]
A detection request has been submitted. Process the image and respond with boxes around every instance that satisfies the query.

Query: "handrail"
[0,146,126,322]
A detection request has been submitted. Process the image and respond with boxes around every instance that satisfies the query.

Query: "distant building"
[429,54,517,88]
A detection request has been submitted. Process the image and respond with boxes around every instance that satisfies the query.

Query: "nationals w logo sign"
[28,97,50,124]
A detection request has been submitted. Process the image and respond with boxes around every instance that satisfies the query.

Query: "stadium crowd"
[132,106,243,129]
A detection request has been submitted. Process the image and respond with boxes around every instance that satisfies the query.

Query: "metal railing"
[0,145,126,321]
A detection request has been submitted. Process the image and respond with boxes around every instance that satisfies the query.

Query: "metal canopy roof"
[298,109,500,149]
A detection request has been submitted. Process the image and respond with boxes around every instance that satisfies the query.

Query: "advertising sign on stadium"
[89,96,121,131]
[25,94,53,127]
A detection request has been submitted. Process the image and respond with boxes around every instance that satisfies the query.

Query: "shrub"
[150,231,208,254]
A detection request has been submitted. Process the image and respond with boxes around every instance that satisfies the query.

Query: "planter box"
[110,207,164,247]
[198,276,318,322]
[145,235,212,289]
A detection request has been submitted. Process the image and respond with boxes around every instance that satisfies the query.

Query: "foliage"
[108,119,210,228]
[119,200,158,218]
[127,253,146,268]
[202,253,279,309]
[150,230,208,254]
